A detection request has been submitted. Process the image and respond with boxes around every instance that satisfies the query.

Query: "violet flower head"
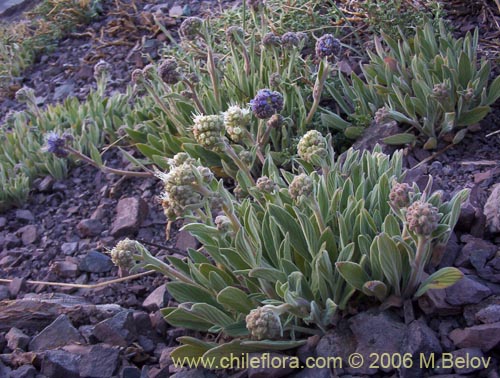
[315,34,341,59]
[45,132,69,158]
[250,89,284,119]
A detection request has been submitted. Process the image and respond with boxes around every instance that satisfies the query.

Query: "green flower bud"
[374,106,390,125]
[223,105,251,143]
[215,214,232,233]
[192,114,225,151]
[256,176,278,193]
[246,306,283,340]
[389,182,414,209]
[288,173,314,202]
[110,238,137,271]
[406,200,440,236]
[297,130,327,164]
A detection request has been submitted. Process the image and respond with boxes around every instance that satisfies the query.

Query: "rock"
[142,284,169,312]
[110,197,148,237]
[170,369,217,378]
[159,346,176,369]
[175,227,200,251]
[0,217,6,229]
[8,277,26,297]
[399,319,442,378]
[348,311,407,374]
[419,288,462,316]
[52,260,79,278]
[41,350,80,378]
[169,5,183,17]
[0,360,11,377]
[121,366,141,378]
[456,202,476,231]
[77,219,104,237]
[484,183,500,233]
[6,327,30,350]
[296,335,320,364]
[18,225,37,245]
[9,364,36,378]
[351,120,400,155]
[4,233,21,249]
[92,310,137,347]
[290,367,332,378]
[78,251,113,273]
[78,344,120,377]
[445,276,491,306]
[455,238,496,268]
[0,285,9,300]
[437,232,460,269]
[29,314,83,352]
[247,352,296,378]
[449,322,500,351]
[476,304,500,324]
[15,210,34,222]
[316,321,356,370]
[37,176,55,192]
[463,296,500,326]
[450,348,487,374]
[61,242,78,255]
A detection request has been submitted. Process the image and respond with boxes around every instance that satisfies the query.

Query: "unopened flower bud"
[374,106,390,125]
[180,17,203,40]
[281,32,300,49]
[110,238,137,271]
[223,105,250,143]
[289,173,314,201]
[158,59,181,85]
[215,214,232,233]
[297,130,327,164]
[432,83,449,100]
[226,26,244,44]
[262,32,281,49]
[192,114,225,151]
[250,89,284,119]
[389,182,414,209]
[15,86,35,103]
[406,200,440,236]
[256,176,278,193]
[246,306,283,340]
[94,60,111,79]
[315,34,341,59]
[267,114,284,129]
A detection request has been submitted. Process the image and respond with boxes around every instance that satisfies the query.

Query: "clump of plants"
[0,0,101,94]
[108,133,468,362]
[325,21,500,149]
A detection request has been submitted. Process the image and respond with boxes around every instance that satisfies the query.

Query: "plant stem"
[65,146,154,178]
[405,235,430,296]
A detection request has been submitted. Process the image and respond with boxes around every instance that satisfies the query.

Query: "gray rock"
[15,209,34,222]
[37,176,55,192]
[61,242,78,255]
[52,260,79,278]
[0,360,11,378]
[92,310,137,347]
[0,285,10,300]
[121,366,141,378]
[316,321,356,370]
[348,310,407,374]
[78,251,113,273]
[455,238,496,267]
[110,197,148,237]
[399,319,442,378]
[247,352,296,378]
[4,233,21,249]
[476,304,500,324]
[8,277,26,297]
[175,229,200,251]
[6,327,30,350]
[445,276,491,306]
[77,219,104,237]
[438,232,460,269]
[9,364,36,378]
[142,284,169,312]
[0,217,6,229]
[450,348,487,374]
[29,314,83,352]
[449,322,500,351]
[484,183,500,233]
[41,350,80,378]
[463,296,500,326]
[170,369,217,378]
[18,225,37,245]
[290,368,333,378]
[79,344,120,378]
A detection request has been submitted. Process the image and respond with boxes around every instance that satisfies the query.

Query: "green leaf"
[485,75,500,105]
[362,280,388,301]
[268,204,309,259]
[166,282,218,307]
[162,307,214,331]
[88,143,103,167]
[217,287,254,314]
[452,129,467,144]
[382,133,416,145]
[376,233,402,296]
[344,126,365,139]
[456,106,491,127]
[248,267,287,283]
[321,111,351,131]
[414,267,464,297]
[335,261,370,291]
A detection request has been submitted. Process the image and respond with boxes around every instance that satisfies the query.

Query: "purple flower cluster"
[250,89,284,119]
[315,34,341,59]
[45,132,69,158]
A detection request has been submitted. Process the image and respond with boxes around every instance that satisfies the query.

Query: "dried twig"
[0,270,155,289]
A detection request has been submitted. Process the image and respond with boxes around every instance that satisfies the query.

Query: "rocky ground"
[0,0,500,377]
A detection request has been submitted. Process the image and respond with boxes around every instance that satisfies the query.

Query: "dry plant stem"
[0,270,155,289]
[305,62,330,126]
[413,144,454,169]
[65,146,154,178]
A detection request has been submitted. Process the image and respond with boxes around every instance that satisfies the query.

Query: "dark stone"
[451,348,486,374]
[449,322,500,351]
[41,350,81,378]
[29,314,83,352]
[445,276,491,306]
[8,277,26,297]
[0,285,9,300]
[289,367,332,378]
[348,310,407,374]
[170,369,217,378]
[121,366,141,378]
[247,352,296,378]
[77,219,104,237]
[110,197,148,237]
[92,310,137,347]
[399,319,442,378]
[316,321,356,372]
[18,225,37,245]
[476,304,500,324]
[79,344,120,378]
[6,327,30,350]
[455,238,496,268]
[9,364,36,378]
[437,232,460,269]
[142,284,169,312]
[463,296,500,326]
[4,233,21,249]
[15,209,34,222]
[351,120,400,155]
[175,228,200,252]
[61,242,78,255]
[78,251,114,273]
